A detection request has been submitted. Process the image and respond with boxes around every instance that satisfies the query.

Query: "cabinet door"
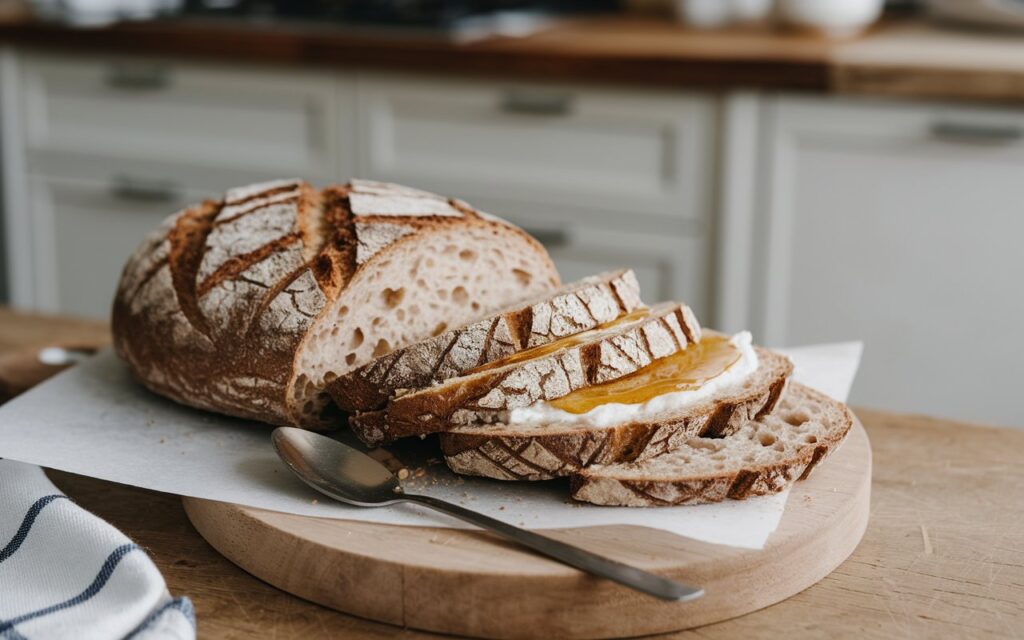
[356,74,716,231]
[27,175,216,319]
[753,97,1024,426]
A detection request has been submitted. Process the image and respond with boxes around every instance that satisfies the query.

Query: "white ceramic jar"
[777,0,885,37]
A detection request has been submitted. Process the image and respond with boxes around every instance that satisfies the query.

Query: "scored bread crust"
[440,347,792,481]
[328,270,643,414]
[112,178,559,428]
[569,383,854,507]
[348,302,701,446]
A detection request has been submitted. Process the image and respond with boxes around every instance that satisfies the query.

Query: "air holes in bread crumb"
[345,354,356,366]
[373,339,391,358]
[804,435,818,444]
[784,411,810,426]
[396,309,406,321]
[471,302,480,312]
[512,268,532,287]
[432,322,447,336]
[452,286,469,305]
[350,328,364,349]
[459,249,476,262]
[437,289,449,301]
[381,287,405,308]
[758,432,777,447]
[339,305,349,317]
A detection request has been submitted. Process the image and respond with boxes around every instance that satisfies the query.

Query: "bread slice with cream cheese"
[439,346,793,481]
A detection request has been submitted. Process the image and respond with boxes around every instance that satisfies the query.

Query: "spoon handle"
[400,492,703,602]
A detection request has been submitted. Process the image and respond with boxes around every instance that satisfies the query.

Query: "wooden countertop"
[3,15,1024,103]
[1,308,1022,638]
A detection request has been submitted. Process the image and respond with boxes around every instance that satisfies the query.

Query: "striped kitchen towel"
[0,459,194,640]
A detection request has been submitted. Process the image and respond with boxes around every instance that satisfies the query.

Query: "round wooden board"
[183,418,871,639]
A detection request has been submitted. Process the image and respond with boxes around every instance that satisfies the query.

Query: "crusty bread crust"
[327,270,643,413]
[348,302,701,446]
[569,383,853,506]
[112,179,560,428]
[440,348,792,481]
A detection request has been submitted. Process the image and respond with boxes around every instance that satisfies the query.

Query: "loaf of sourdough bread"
[440,347,793,481]
[570,383,853,506]
[112,179,559,428]
[328,270,642,414]
[348,301,702,446]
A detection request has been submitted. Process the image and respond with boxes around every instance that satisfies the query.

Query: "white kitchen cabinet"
[355,74,716,233]
[743,97,1024,427]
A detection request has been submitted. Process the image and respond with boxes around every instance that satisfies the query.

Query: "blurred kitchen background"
[0,0,1021,427]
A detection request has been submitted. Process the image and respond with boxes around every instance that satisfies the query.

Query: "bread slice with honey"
[440,347,793,481]
[569,383,853,506]
[348,301,701,446]
[327,270,642,414]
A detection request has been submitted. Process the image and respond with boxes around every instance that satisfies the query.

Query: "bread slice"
[440,347,792,481]
[569,383,853,506]
[348,301,701,446]
[112,178,560,428]
[327,270,642,414]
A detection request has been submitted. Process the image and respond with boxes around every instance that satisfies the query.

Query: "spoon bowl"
[273,427,402,506]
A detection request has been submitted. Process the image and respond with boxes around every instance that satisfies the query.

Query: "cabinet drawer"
[357,75,716,222]
[20,55,339,176]
[27,175,215,319]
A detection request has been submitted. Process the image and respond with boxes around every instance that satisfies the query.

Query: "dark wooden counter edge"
[0,18,830,91]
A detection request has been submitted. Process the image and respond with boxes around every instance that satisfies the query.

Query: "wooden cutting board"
[183,418,871,639]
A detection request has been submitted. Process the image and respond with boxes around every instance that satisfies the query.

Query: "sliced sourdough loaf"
[112,178,559,428]
[570,383,853,506]
[440,347,792,481]
[348,301,702,446]
[327,270,642,413]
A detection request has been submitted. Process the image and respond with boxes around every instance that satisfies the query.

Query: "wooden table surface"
[1,308,1022,639]
[2,15,1024,103]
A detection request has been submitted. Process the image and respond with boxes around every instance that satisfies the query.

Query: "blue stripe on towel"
[0,495,66,564]
[0,543,140,633]
[123,597,195,639]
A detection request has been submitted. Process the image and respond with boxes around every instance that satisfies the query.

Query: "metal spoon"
[272,426,703,602]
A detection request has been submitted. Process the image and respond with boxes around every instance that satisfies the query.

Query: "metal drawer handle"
[110,176,182,203]
[523,227,570,248]
[500,90,574,117]
[105,65,171,91]
[929,121,1023,145]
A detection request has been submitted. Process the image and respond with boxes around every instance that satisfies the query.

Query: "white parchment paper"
[0,342,861,550]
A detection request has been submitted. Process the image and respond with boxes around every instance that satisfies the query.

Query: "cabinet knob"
[522,227,570,248]
[929,121,1023,145]
[110,176,182,204]
[500,90,574,116]
[105,65,171,91]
